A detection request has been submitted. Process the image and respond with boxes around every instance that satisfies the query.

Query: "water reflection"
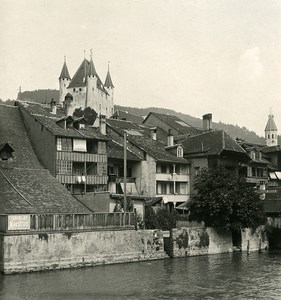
[0,252,281,299]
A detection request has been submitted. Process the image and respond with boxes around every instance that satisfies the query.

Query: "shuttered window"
[73,139,87,152]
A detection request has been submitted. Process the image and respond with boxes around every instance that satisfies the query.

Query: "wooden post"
[124,132,127,213]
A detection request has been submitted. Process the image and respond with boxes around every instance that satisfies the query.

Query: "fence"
[0,212,136,233]
[176,215,205,228]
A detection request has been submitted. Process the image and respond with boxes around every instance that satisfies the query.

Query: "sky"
[1,0,281,136]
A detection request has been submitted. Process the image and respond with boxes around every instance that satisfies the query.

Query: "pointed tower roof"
[265,114,278,131]
[59,58,71,80]
[104,70,114,88]
[88,58,97,77]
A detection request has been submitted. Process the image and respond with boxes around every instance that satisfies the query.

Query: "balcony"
[56,174,108,185]
[155,173,189,182]
[56,151,107,163]
[157,194,190,203]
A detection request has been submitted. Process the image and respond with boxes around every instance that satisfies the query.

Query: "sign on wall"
[8,215,30,231]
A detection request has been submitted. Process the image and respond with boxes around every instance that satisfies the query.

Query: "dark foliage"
[17,89,59,104]
[189,167,266,231]
[145,207,177,230]
[73,107,97,125]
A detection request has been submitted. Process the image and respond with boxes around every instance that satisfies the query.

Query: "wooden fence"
[0,212,136,233]
[176,215,205,228]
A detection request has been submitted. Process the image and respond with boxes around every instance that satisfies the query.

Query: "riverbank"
[0,226,268,274]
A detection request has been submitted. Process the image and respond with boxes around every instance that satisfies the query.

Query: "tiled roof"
[0,104,90,214]
[144,112,202,135]
[107,119,189,163]
[104,70,114,88]
[107,140,141,161]
[111,110,144,124]
[67,59,108,94]
[181,130,247,157]
[16,101,108,141]
[265,114,278,131]
[59,61,71,80]
[262,145,281,153]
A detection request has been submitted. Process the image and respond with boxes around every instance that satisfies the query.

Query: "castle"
[58,54,114,118]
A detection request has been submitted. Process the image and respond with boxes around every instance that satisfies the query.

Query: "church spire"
[104,62,114,88]
[59,56,71,80]
[265,110,278,146]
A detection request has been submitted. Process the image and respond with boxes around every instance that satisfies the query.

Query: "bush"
[145,207,178,230]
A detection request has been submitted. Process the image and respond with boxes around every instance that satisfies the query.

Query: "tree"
[73,107,97,125]
[189,167,266,231]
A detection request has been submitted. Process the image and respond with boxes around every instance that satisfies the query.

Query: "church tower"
[265,112,278,146]
[59,57,71,105]
[104,63,115,117]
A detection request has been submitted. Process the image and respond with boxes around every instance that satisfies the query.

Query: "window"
[268,134,270,139]
[272,134,274,139]
[57,138,72,151]
[57,138,62,151]
[73,88,76,92]
[56,160,72,174]
[177,146,183,157]
[73,139,87,152]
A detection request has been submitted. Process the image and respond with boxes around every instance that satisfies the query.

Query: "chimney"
[50,98,57,114]
[167,129,174,146]
[63,93,73,116]
[99,114,107,135]
[150,127,157,140]
[203,113,212,131]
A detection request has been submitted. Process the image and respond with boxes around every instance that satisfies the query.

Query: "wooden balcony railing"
[0,212,136,233]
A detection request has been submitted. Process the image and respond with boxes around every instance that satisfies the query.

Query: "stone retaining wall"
[167,226,268,258]
[0,229,167,274]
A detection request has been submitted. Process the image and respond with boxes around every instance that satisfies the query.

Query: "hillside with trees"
[115,105,265,144]
[1,89,265,144]
[17,89,59,104]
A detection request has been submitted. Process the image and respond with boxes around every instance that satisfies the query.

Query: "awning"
[120,182,139,195]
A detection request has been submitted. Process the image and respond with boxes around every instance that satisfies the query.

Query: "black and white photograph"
[1,1,281,299]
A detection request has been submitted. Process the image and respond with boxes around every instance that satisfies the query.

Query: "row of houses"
[1,98,281,220]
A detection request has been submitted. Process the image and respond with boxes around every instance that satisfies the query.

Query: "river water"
[0,251,281,300]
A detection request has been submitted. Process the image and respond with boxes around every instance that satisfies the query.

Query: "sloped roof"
[0,104,90,214]
[265,114,278,131]
[59,61,71,80]
[111,110,144,124]
[107,140,141,161]
[181,130,247,157]
[104,70,114,88]
[262,145,281,153]
[16,101,108,141]
[144,112,202,136]
[107,119,189,164]
[67,59,108,94]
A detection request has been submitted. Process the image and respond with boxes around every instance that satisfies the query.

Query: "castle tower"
[86,52,98,111]
[265,112,278,146]
[104,63,114,117]
[59,57,71,105]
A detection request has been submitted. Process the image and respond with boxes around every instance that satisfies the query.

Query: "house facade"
[16,101,108,195]
[106,119,191,207]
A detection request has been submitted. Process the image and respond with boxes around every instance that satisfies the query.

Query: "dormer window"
[0,143,14,161]
[177,146,183,158]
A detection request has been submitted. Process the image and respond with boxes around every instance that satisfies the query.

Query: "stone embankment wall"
[241,227,268,251]
[166,227,268,258]
[0,229,167,274]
